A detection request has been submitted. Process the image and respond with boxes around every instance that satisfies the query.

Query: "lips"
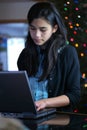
[34,39,42,43]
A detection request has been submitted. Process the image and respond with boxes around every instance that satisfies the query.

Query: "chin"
[35,42,44,46]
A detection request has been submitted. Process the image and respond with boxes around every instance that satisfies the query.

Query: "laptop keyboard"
[0,108,56,119]
[0,112,24,118]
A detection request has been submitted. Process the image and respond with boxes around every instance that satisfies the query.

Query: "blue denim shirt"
[29,53,48,101]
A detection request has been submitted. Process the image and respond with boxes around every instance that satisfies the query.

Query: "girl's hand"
[35,99,47,111]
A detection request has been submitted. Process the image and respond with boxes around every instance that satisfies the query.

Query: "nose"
[35,30,41,38]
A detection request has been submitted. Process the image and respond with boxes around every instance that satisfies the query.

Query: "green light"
[83,124,87,128]
[66,41,69,44]
[64,7,68,11]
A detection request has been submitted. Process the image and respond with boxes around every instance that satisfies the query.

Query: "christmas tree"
[50,0,87,83]
[50,0,87,113]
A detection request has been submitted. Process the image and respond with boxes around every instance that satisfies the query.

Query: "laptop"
[0,71,56,119]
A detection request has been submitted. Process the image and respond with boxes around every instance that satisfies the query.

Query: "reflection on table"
[22,112,87,130]
[41,114,70,125]
[0,112,87,130]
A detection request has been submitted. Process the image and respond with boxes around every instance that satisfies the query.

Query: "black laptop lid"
[0,71,37,113]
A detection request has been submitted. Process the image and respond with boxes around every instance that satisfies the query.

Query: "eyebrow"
[30,24,47,29]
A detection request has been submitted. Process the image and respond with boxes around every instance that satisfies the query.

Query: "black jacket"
[47,45,81,112]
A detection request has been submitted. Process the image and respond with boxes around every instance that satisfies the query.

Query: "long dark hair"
[17,2,67,81]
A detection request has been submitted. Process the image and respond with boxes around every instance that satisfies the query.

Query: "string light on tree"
[50,0,87,80]
[63,0,87,80]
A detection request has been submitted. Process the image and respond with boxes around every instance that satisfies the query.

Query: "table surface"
[20,112,87,130]
[0,112,87,130]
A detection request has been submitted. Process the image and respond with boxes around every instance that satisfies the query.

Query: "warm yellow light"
[67,1,70,4]
[82,73,86,78]
[76,23,79,27]
[70,25,73,29]
[80,53,84,57]
[65,16,68,20]
[84,83,87,88]
[75,43,79,47]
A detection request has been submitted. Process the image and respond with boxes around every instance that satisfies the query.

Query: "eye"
[41,29,46,32]
[29,26,36,30]
[40,28,47,32]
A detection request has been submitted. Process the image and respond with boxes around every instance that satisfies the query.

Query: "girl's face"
[29,18,58,46]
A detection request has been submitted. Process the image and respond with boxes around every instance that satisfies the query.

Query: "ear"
[53,25,58,33]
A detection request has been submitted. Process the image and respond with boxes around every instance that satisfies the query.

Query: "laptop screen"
[0,71,37,114]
